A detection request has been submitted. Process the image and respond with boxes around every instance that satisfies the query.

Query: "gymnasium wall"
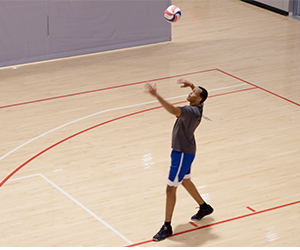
[255,0,293,12]
[0,0,171,68]
[241,0,293,15]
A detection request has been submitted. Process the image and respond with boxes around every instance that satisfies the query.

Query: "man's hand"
[145,81,181,117]
[145,82,157,97]
[177,78,194,89]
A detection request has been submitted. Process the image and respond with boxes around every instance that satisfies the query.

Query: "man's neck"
[189,101,200,106]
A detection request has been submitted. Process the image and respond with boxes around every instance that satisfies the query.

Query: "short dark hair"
[198,86,208,104]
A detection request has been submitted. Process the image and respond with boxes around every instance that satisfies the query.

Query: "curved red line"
[0,87,256,188]
[0,106,161,188]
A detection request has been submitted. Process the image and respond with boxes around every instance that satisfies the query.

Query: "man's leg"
[182,178,214,220]
[181,178,205,205]
[153,150,185,241]
[165,185,177,222]
[153,185,176,241]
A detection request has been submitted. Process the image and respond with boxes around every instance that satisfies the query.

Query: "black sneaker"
[191,204,214,220]
[153,224,173,241]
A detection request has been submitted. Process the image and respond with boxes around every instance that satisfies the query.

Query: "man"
[145,78,214,242]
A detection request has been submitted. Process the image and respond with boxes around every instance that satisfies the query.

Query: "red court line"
[126,199,300,247]
[3,68,298,109]
[0,86,255,188]
[246,206,256,212]
[209,87,257,98]
[189,221,199,228]
[216,68,300,107]
[0,69,217,109]
[0,105,160,188]
[169,87,257,107]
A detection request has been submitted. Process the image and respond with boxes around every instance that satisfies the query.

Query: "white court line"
[53,169,63,172]
[8,173,133,245]
[8,173,41,182]
[0,83,246,162]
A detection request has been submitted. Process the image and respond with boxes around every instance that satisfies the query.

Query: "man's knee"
[166,185,177,196]
[182,178,191,187]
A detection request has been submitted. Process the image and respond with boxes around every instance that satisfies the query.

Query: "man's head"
[198,86,208,104]
[187,86,208,106]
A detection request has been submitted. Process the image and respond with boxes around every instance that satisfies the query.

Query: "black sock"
[164,221,171,227]
[200,202,208,209]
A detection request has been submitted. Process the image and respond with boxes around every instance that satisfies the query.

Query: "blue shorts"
[167,150,195,187]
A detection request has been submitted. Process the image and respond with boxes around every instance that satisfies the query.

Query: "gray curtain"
[0,0,171,67]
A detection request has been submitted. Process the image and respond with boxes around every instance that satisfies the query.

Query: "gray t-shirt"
[171,103,203,154]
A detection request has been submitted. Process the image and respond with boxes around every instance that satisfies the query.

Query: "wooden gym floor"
[0,0,300,247]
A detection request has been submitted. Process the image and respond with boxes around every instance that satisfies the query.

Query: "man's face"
[187,87,202,103]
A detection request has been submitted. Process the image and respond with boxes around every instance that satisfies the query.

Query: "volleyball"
[164,5,181,23]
